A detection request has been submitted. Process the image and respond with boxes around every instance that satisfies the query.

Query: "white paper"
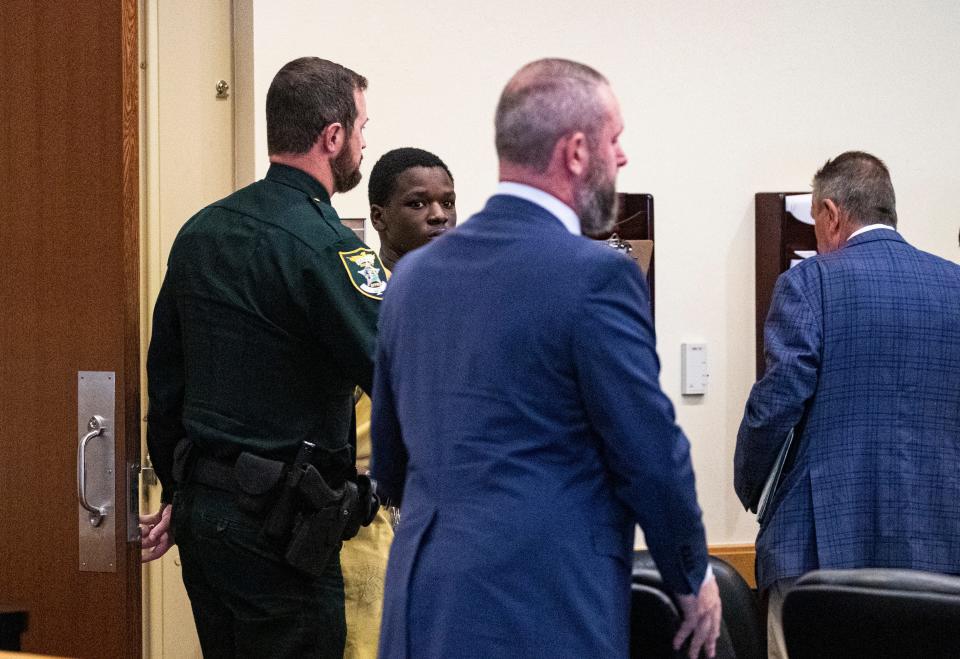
[785,193,814,225]
[793,250,817,259]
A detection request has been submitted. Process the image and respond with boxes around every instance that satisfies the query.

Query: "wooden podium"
[594,193,655,313]
[754,192,817,377]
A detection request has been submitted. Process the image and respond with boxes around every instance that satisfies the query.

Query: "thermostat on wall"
[681,343,709,395]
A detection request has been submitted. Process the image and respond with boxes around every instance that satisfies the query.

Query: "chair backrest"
[630,582,682,658]
[0,607,28,651]
[709,558,765,659]
[783,568,960,659]
[632,551,762,659]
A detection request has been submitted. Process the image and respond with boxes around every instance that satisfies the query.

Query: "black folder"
[756,429,795,525]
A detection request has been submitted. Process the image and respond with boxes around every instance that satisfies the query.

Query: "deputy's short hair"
[266,57,367,156]
[812,151,897,228]
[368,148,454,207]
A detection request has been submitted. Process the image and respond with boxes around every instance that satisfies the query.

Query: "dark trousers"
[173,483,346,658]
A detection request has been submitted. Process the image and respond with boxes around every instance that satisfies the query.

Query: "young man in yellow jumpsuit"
[341,147,457,658]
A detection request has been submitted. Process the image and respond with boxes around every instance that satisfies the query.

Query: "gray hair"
[494,59,609,172]
[812,151,897,228]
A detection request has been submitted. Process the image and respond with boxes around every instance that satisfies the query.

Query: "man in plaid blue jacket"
[735,151,960,658]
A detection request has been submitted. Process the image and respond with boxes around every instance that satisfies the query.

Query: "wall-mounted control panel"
[681,342,709,395]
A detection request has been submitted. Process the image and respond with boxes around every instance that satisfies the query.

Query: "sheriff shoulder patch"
[338,248,388,300]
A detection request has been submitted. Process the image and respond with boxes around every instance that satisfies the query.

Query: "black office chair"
[630,582,683,658]
[782,568,960,659]
[709,557,765,659]
[632,551,764,659]
[0,607,27,651]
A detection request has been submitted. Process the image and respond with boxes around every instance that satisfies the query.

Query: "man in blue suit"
[735,151,960,658]
[371,58,721,659]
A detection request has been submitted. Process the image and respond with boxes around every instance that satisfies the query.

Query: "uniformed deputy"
[140,57,386,659]
[340,148,457,659]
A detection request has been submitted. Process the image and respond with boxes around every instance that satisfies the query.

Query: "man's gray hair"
[495,59,609,172]
[812,151,897,228]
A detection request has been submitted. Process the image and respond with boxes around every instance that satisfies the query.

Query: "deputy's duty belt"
[189,454,238,492]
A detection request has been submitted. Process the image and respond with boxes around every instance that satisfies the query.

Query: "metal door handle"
[77,414,107,527]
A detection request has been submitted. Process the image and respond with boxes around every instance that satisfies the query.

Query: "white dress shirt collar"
[848,223,896,241]
[495,182,581,236]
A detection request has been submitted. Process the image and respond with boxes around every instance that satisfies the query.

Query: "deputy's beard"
[575,159,618,238]
[332,143,362,193]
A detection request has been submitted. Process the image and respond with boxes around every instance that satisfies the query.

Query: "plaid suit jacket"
[735,229,960,590]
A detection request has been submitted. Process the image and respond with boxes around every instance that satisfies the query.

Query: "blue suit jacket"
[735,229,960,590]
[371,195,709,658]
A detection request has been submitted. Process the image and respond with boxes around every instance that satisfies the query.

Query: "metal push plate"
[77,371,117,572]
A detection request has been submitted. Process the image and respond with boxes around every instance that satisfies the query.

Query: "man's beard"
[574,157,618,238]
[332,143,362,193]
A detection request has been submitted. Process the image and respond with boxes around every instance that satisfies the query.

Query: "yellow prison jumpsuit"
[341,392,395,658]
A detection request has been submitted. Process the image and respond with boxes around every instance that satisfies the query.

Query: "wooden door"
[0,1,141,657]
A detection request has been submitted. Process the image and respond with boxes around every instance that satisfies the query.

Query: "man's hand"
[140,503,174,562]
[673,573,722,658]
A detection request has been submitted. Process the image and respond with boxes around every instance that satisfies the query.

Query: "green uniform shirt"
[147,163,385,502]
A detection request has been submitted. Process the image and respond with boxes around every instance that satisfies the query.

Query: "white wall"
[243,0,960,546]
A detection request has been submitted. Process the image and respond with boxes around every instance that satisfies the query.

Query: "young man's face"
[372,166,457,256]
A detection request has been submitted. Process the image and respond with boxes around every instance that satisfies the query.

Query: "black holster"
[284,465,353,577]
[230,450,380,579]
